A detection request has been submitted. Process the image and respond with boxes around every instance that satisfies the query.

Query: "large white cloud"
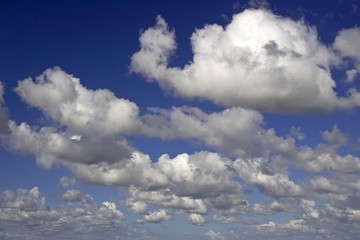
[15,67,141,137]
[130,9,356,113]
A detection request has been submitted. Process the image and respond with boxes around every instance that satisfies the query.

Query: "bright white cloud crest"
[131,9,360,113]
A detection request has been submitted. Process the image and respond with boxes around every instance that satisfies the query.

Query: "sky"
[0,0,360,239]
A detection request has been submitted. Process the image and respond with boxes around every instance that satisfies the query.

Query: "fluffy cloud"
[188,213,206,225]
[15,67,141,137]
[61,189,83,202]
[310,176,342,194]
[156,152,241,199]
[126,198,148,214]
[213,215,237,224]
[64,152,168,187]
[233,158,304,198]
[253,200,292,215]
[128,187,208,214]
[205,230,224,240]
[0,187,145,240]
[59,176,76,188]
[130,9,360,113]
[142,106,264,157]
[143,209,170,223]
[5,121,134,169]
[334,27,360,67]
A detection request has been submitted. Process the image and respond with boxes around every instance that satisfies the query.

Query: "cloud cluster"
[0,187,153,240]
[3,68,360,225]
[1,4,360,240]
[131,9,360,113]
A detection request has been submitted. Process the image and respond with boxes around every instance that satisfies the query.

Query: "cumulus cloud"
[128,187,207,214]
[205,230,224,240]
[126,198,148,214]
[5,121,134,169]
[15,67,141,137]
[322,125,348,147]
[187,213,206,225]
[61,189,83,202]
[64,152,168,187]
[142,106,264,157]
[253,200,292,215]
[213,215,237,224]
[0,187,140,240]
[233,158,304,198]
[130,9,360,113]
[143,209,170,223]
[310,176,342,194]
[334,27,360,67]
[59,176,76,188]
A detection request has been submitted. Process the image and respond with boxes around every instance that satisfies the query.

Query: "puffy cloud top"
[131,9,349,113]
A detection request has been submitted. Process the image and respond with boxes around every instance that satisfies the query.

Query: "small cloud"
[188,213,206,225]
[205,230,225,240]
[143,209,170,223]
[62,189,83,202]
[59,176,76,188]
[70,134,82,141]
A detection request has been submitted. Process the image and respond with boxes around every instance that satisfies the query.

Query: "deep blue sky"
[1,1,360,239]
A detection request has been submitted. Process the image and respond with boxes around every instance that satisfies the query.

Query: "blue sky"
[1,0,360,239]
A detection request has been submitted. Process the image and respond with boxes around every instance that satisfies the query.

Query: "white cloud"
[334,27,360,66]
[213,215,237,224]
[205,230,224,240]
[128,186,207,214]
[61,189,83,202]
[59,176,76,188]
[5,121,135,169]
[157,152,241,199]
[300,199,320,220]
[126,198,148,214]
[143,209,170,223]
[187,213,206,225]
[15,67,141,137]
[0,187,134,240]
[253,200,292,215]
[257,221,276,229]
[143,106,264,157]
[64,152,168,188]
[233,158,304,198]
[98,201,125,221]
[292,145,360,173]
[322,125,348,147]
[310,176,342,194]
[130,9,356,113]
